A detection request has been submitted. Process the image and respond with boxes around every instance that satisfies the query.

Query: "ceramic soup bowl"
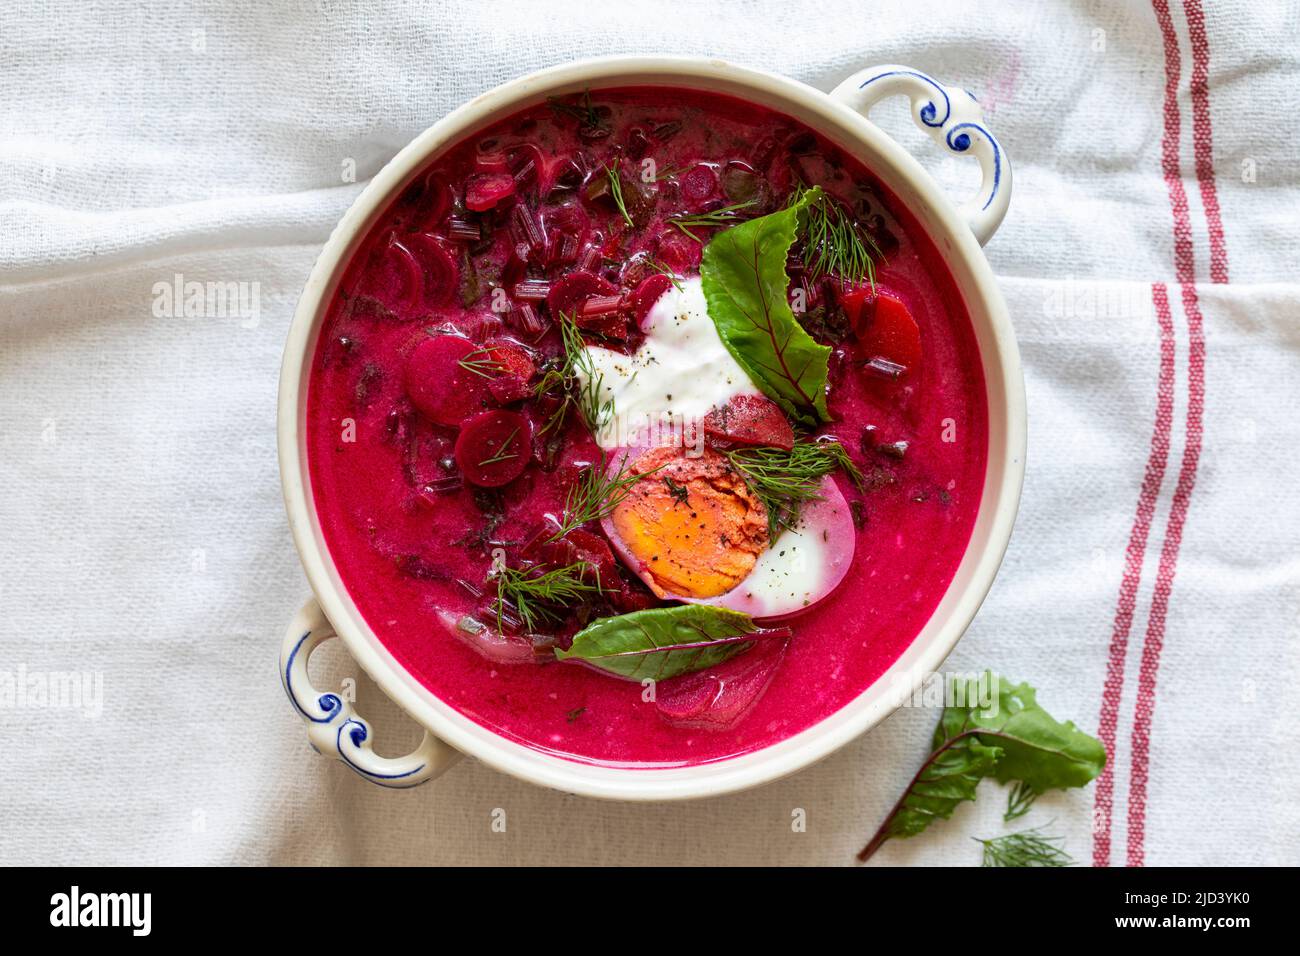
[277,56,1024,799]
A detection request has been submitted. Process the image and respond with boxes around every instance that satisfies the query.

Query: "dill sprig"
[547,453,661,543]
[645,256,685,291]
[1004,781,1039,822]
[667,200,758,242]
[533,312,614,438]
[491,560,604,634]
[605,161,634,228]
[976,827,1074,868]
[458,346,505,380]
[789,184,881,289]
[546,88,605,130]
[477,426,520,467]
[727,438,865,538]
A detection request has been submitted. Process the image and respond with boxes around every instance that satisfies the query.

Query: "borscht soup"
[305,87,987,767]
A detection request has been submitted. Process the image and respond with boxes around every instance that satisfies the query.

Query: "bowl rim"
[278,54,1026,800]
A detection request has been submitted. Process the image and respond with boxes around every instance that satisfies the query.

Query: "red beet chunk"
[849,289,922,373]
[404,335,493,426]
[680,163,718,205]
[546,270,619,320]
[575,313,633,341]
[464,172,516,212]
[531,528,622,590]
[703,394,795,450]
[455,410,533,487]
[627,273,673,328]
[484,342,536,404]
[400,233,459,306]
[656,636,789,731]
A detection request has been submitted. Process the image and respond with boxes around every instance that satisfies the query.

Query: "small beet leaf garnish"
[857,674,1106,862]
[556,604,791,681]
[700,187,831,425]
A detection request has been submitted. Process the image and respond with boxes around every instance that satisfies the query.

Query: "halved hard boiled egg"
[601,445,856,620]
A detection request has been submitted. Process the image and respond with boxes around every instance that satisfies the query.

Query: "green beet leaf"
[555,605,788,681]
[700,187,832,425]
[859,673,1106,861]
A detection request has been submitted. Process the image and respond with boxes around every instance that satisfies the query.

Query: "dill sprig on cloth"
[976,827,1074,868]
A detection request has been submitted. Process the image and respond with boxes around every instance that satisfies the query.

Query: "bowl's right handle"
[831,65,1012,246]
[280,599,461,788]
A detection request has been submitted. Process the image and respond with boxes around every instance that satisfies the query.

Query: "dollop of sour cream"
[579,276,758,450]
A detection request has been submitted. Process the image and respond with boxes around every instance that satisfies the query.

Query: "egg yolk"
[610,446,769,598]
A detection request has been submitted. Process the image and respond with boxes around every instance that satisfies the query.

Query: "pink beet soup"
[305,87,987,767]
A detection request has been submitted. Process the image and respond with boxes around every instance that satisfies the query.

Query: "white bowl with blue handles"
[278,56,1024,799]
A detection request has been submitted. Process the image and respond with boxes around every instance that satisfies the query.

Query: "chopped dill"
[663,476,690,507]
[533,312,614,438]
[547,453,662,543]
[490,560,604,634]
[477,426,520,467]
[727,438,865,538]
[605,160,634,228]
[645,256,685,290]
[457,346,504,380]
[667,200,759,242]
[789,184,881,289]
[546,88,605,130]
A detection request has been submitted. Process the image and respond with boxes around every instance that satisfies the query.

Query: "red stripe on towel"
[1127,284,1206,866]
[1185,0,1230,283]
[1091,282,1176,868]
[1121,0,1212,866]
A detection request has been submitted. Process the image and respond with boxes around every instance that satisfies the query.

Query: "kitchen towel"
[1,0,1297,866]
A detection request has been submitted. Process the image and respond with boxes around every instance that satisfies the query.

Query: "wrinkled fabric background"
[2,0,1297,866]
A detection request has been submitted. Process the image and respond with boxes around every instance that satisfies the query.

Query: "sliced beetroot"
[401,233,459,306]
[546,270,618,319]
[627,273,673,328]
[455,409,533,487]
[529,527,622,591]
[464,172,516,212]
[411,176,453,231]
[350,235,425,313]
[484,342,536,404]
[575,313,633,341]
[853,290,922,373]
[404,334,493,426]
[655,636,789,731]
[680,163,718,205]
[565,528,623,590]
[703,394,795,450]
[654,230,702,274]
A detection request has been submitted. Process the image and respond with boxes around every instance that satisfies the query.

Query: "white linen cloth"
[2,0,1297,866]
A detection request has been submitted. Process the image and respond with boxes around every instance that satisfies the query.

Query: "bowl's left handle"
[831,65,1011,246]
[280,599,461,788]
